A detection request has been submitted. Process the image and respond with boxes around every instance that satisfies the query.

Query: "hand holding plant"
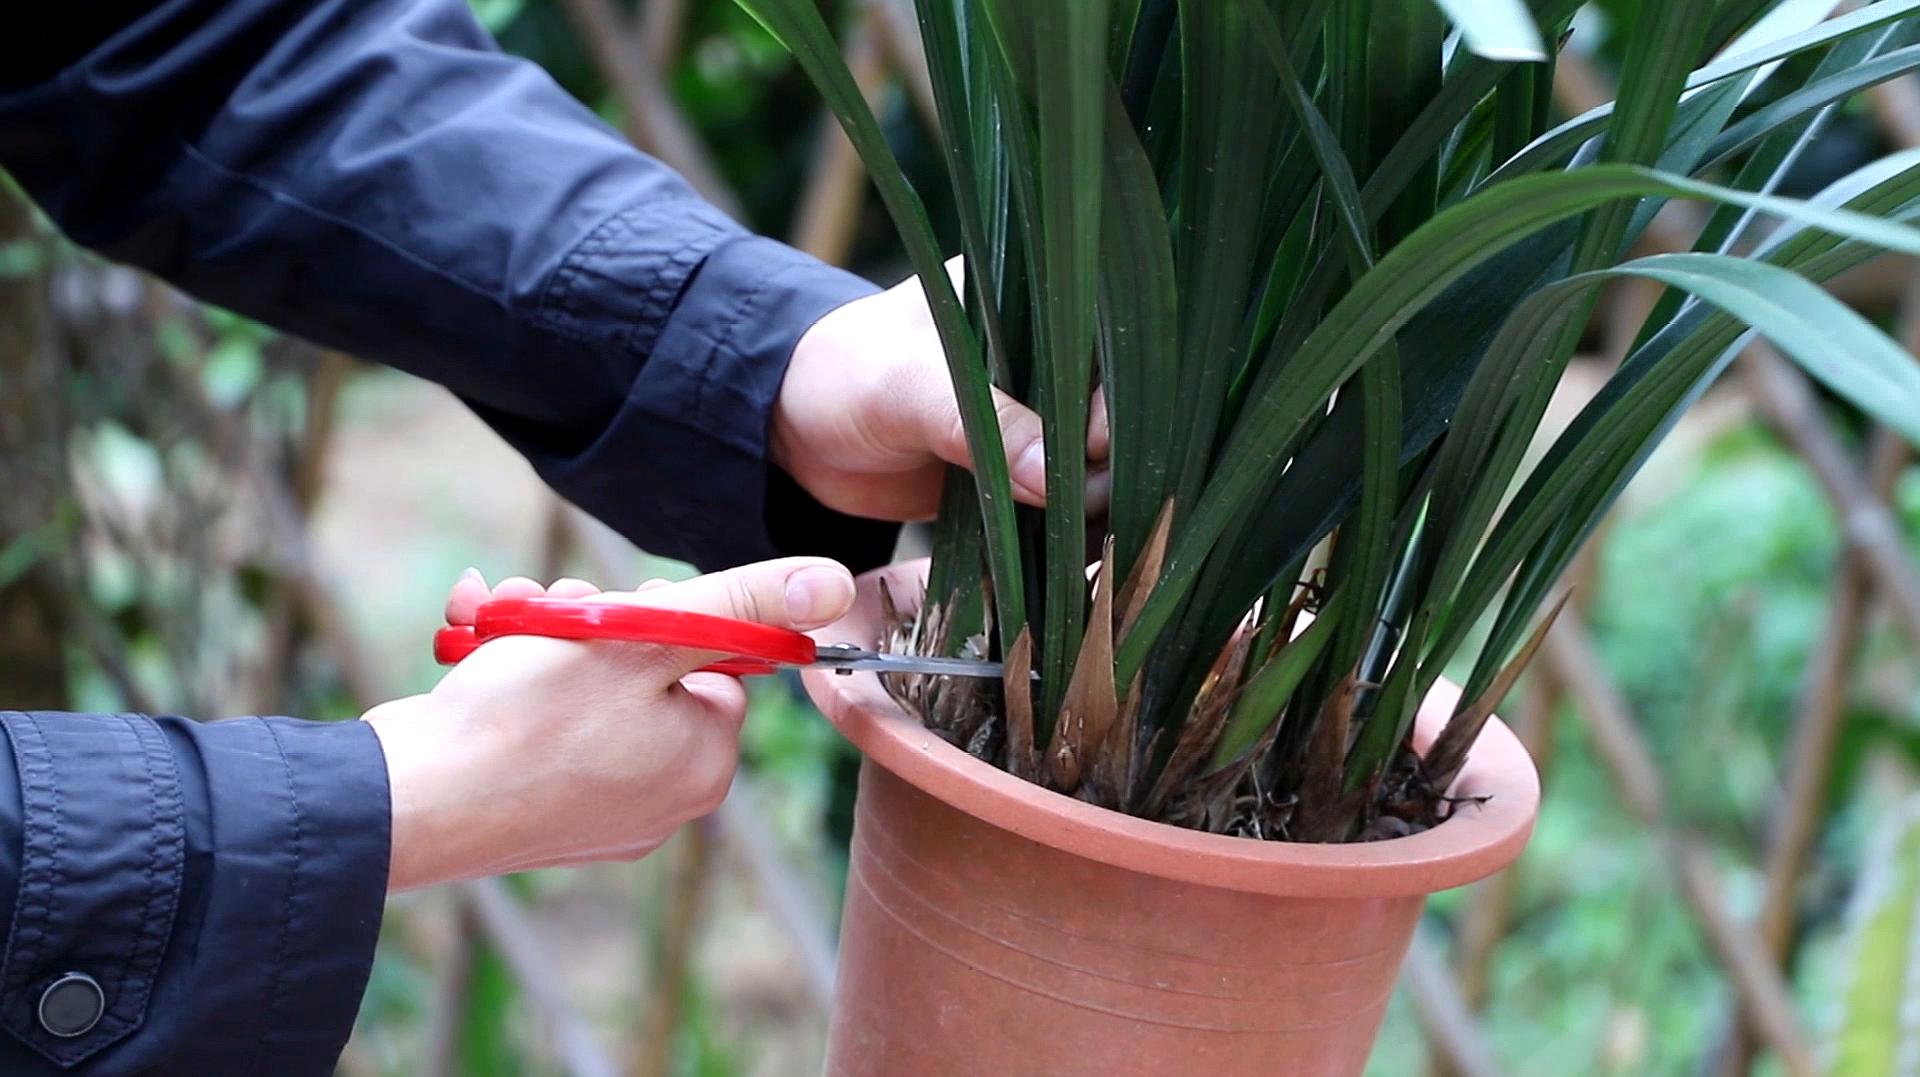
[778,257,1111,520]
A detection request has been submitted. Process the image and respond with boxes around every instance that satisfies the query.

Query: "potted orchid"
[740,0,1920,1072]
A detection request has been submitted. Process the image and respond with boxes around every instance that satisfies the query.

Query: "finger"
[996,387,1050,506]
[1088,391,1111,464]
[679,672,748,731]
[595,557,857,677]
[920,376,1048,506]
[491,576,546,602]
[444,567,490,625]
[637,577,672,591]
[783,458,944,521]
[1085,466,1113,518]
[547,577,600,599]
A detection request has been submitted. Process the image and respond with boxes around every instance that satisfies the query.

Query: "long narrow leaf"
[734,0,1027,644]
[1433,246,1920,697]
[984,0,1108,721]
[1240,0,1401,681]
[1449,154,1920,691]
[1490,0,1920,182]
[1115,163,1920,685]
[1095,91,1179,583]
[1701,43,1920,170]
[1167,0,1288,511]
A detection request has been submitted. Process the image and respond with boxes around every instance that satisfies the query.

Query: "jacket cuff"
[540,223,899,572]
[0,713,387,1073]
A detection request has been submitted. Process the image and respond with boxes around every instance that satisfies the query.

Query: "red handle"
[432,598,816,677]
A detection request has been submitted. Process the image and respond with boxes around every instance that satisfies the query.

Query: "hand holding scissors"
[434,596,1007,680]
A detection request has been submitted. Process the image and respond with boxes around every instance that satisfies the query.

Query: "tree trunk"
[0,185,70,709]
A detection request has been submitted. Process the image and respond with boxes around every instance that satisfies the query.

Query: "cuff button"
[38,972,104,1038]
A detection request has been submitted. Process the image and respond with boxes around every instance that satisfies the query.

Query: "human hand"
[776,258,1110,521]
[364,558,856,891]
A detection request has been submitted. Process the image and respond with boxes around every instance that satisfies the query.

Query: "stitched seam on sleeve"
[0,715,188,1065]
[533,200,733,353]
[692,242,790,459]
[242,722,303,1075]
[23,715,174,1066]
[627,223,730,357]
[1,714,58,999]
[103,716,153,1014]
[660,243,784,556]
[115,716,182,1031]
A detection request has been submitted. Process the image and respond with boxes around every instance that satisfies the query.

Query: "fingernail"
[1013,440,1047,497]
[785,566,854,625]
[460,567,483,585]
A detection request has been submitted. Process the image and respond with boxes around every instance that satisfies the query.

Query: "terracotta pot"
[803,561,1539,1077]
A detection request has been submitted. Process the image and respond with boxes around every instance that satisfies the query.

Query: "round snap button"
[37,972,104,1038]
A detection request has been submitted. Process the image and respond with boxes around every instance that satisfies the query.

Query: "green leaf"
[1630,10,1902,353]
[1437,244,1920,696]
[1491,0,1920,182]
[1166,0,1289,511]
[734,0,1027,646]
[1829,802,1920,1076]
[1175,217,1577,709]
[1449,153,1920,691]
[1369,0,1448,245]
[1095,89,1179,584]
[912,0,1013,385]
[985,0,1109,722]
[1115,163,1920,686]
[1701,43,1920,171]
[1362,0,1583,217]
[1640,263,1920,441]
[1239,0,1399,680]
[1429,0,1545,62]
[1212,594,1345,767]
[1572,1,1711,266]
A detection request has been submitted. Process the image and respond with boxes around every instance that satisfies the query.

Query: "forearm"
[1,0,892,571]
[0,711,386,1073]
[366,693,595,891]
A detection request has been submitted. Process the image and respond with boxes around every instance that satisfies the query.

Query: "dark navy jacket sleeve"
[0,713,388,1074]
[2,0,899,573]
[0,3,911,1073]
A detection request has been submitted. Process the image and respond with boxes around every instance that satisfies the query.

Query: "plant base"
[805,563,1540,1076]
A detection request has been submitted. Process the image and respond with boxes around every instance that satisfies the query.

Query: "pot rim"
[803,560,1540,899]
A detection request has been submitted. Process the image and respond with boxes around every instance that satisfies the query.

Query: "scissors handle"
[433,598,817,677]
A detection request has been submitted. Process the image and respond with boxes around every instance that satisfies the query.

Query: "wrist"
[366,694,532,891]
[772,318,829,476]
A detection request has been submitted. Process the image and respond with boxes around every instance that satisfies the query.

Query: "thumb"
[593,557,857,677]
[912,369,1048,506]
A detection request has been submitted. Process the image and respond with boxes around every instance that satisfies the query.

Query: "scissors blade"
[814,650,1024,680]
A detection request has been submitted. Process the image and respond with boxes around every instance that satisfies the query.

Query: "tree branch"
[1742,344,1920,649]
[555,0,746,220]
[1405,931,1509,1077]
[1546,617,1818,1077]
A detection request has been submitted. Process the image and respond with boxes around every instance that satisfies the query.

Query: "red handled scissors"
[433,598,1011,680]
